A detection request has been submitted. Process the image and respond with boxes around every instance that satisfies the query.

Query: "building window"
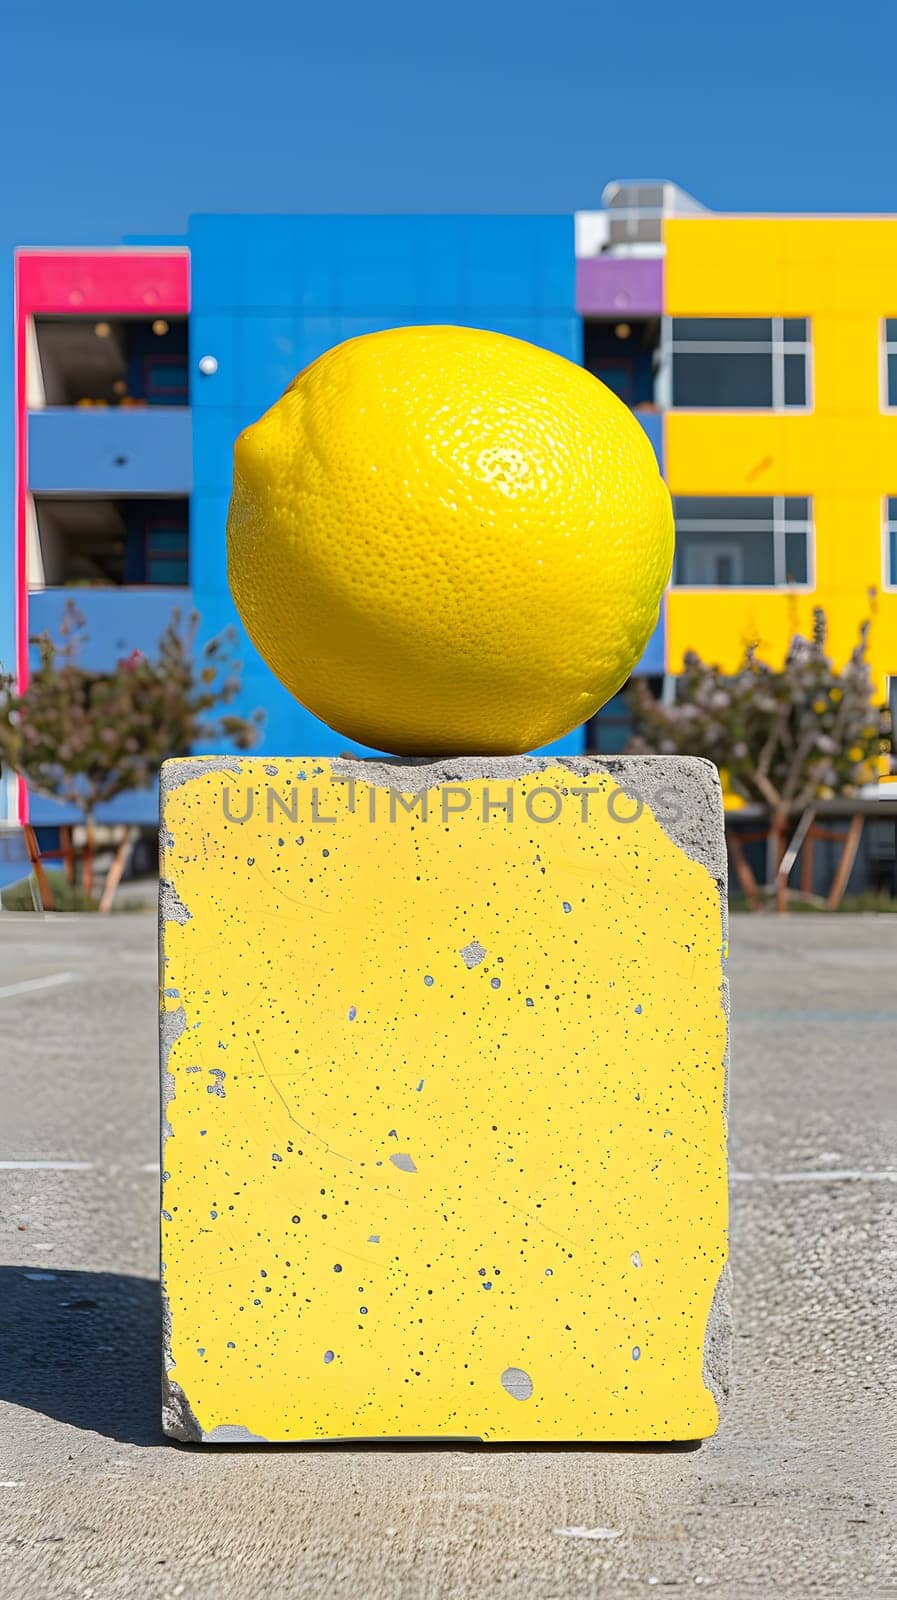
[144,354,189,403]
[587,690,633,755]
[583,319,660,408]
[672,496,813,588]
[29,315,188,409]
[885,498,897,588]
[146,522,189,586]
[29,496,190,588]
[586,678,664,756]
[668,317,810,410]
[884,323,897,408]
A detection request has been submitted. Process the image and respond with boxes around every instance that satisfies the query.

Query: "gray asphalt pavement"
[0,910,894,1598]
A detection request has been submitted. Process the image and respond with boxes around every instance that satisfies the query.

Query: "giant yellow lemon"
[227,325,673,754]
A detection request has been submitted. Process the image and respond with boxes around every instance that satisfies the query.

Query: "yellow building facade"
[663,215,897,706]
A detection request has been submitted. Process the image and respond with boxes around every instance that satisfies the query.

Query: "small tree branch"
[826,813,864,910]
[98,828,137,914]
[24,826,54,912]
[782,732,818,807]
[753,771,781,810]
[756,710,786,788]
[778,804,817,887]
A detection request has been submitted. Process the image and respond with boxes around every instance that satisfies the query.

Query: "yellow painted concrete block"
[160,756,729,1442]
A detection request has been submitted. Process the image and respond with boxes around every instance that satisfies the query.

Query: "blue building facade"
[10,214,664,827]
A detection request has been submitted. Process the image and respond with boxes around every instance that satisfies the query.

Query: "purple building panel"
[576,257,663,318]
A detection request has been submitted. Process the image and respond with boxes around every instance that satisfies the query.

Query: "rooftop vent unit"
[576,181,708,259]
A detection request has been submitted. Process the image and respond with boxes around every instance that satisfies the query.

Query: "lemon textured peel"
[227,325,674,754]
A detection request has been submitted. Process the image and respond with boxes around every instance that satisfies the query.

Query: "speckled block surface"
[159,756,730,1443]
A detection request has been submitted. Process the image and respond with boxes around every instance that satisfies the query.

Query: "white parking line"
[0,1160,892,1183]
[0,972,75,1001]
[555,1527,624,1541]
[732,1170,896,1183]
[0,1160,93,1171]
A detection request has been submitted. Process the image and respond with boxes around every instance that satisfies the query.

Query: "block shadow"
[0,1266,702,1454]
[0,1266,163,1447]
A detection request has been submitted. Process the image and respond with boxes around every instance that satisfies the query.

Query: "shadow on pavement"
[0,1265,703,1454]
[0,1266,162,1447]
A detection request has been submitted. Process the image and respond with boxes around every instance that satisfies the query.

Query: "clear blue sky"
[2,0,895,238]
[1,0,894,666]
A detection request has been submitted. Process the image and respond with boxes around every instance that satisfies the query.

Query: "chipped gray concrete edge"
[159,754,730,1441]
[159,758,243,1443]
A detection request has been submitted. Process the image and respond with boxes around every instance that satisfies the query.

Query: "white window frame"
[881,321,897,412]
[665,316,813,414]
[883,496,897,592]
[672,495,815,592]
[0,766,20,826]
